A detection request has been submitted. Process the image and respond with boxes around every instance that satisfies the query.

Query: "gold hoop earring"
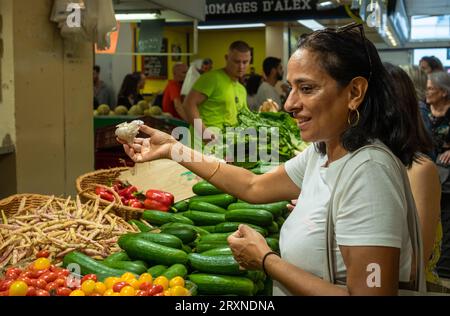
[347,108,360,127]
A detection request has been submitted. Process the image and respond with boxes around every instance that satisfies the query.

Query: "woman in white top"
[118,23,422,295]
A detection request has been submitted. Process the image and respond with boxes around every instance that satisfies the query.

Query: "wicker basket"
[0,193,67,218]
[76,167,144,220]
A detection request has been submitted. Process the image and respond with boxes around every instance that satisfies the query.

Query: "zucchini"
[214,222,268,237]
[267,221,279,234]
[189,194,237,209]
[261,277,273,296]
[118,236,188,266]
[63,251,129,281]
[147,265,168,278]
[103,251,130,263]
[256,280,265,294]
[102,260,148,275]
[128,219,151,232]
[201,247,233,256]
[173,200,189,213]
[189,201,227,214]
[160,222,210,236]
[196,241,229,253]
[227,201,288,218]
[199,232,233,244]
[182,211,225,226]
[162,264,188,279]
[188,253,243,276]
[188,273,254,296]
[198,226,216,233]
[225,209,273,227]
[119,232,183,249]
[192,181,224,196]
[245,270,266,283]
[142,210,194,226]
[265,237,279,251]
[160,227,198,244]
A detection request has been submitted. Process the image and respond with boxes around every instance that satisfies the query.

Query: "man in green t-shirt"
[184,41,251,143]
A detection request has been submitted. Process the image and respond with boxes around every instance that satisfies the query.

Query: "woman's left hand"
[227,225,272,270]
[439,150,450,165]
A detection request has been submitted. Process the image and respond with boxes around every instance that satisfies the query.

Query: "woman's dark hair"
[420,56,444,73]
[118,72,141,101]
[384,62,434,161]
[246,74,263,96]
[297,25,419,167]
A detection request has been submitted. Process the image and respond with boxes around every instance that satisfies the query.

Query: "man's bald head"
[173,63,188,82]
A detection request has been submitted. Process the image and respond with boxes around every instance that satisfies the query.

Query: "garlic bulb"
[115,120,144,144]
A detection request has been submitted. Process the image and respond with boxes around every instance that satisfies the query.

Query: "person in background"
[425,71,450,164]
[93,65,115,108]
[245,74,263,112]
[117,72,145,109]
[255,57,284,110]
[184,41,251,143]
[180,58,213,100]
[385,63,442,289]
[420,56,444,75]
[162,63,188,120]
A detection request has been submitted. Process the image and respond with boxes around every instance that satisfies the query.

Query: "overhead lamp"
[115,13,159,21]
[197,23,266,30]
[297,19,325,31]
[316,1,340,10]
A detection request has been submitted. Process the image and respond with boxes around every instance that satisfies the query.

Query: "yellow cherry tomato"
[171,285,189,296]
[104,277,121,289]
[120,272,135,282]
[81,279,96,295]
[69,290,85,296]
[119,285,135,296]
[128,279,142,290]
[112,292,120,296]
[94,282,107,295]
[9,281,28,296]
[169,276,185,288]
[103,289,114,296]
[138,273,153,284]
[34,258,51,270]
[163,289,171,296]
[153,276,169,291]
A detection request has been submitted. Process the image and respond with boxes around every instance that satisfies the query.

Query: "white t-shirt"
[274,142,413,296]
[255,81,282,109]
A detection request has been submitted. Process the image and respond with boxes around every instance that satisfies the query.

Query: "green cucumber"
[62,251,129,281]
[198,225,216,233]
[185,280,198,296]
[162,264,188,279]
[188,274,254,296]
[188,253,243,275]
[196,241,229,253]
[160,222,210,236]
[275,216,285,228]
[189,194,237,209]
[182,244,193,254]
[268,233,280,239]
[128,219,152,232]
[160,227,198,244]
[182,211,225,226]
[267,221,279,233]
[214,222,268,236]
[102,260,148,275]
[189,201,227,214]
[199,232,233,243]
[245,270,266,283]
[118,236,188,266]
[147,265,168,278]
[103,251,130,263]
[142,210,194,226]
[227,201,288,218]
[201,247,233,256]
[256,280,265,293]
[173,200,189,212]
[265,237,279,251]
[261,277,273,296]
[225,209,273,227]
[119,232,183,249]
[192,181,224,196]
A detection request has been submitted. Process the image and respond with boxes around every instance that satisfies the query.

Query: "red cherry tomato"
[0,291,8,296]
[54,278,66,287]
[35,289,50,296]
[35,279,47,289]
[135,290,147,296]
[30,269,48,279]
[20,271,33,279]
[81,274,97,284]
[17,277,32,286]
[57,269,70,277]
[148,285,164,296]
[89,293,102,297]
[26,286,37,297]
[36,250,50,259]
[139,282,153,291]
[153,292,164,296]
[113,281,129,293]
[0,279,13,291]
[39,272,57,283]
[56,287,72,297]
[5,268,21,280]
[26,279,38,287]
[45,282,58,292]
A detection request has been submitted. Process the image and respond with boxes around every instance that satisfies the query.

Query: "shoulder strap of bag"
[322,144,427,294]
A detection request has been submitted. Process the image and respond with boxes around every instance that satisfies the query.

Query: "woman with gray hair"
[426,71,450,164]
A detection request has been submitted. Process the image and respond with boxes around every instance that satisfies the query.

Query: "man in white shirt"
[255,57,284,110]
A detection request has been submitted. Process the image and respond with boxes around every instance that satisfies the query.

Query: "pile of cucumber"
[63,181,290,296]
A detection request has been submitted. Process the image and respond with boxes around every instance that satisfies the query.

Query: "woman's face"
[426,79,447,105]
[420,60,432,74]
[284,49,352,145]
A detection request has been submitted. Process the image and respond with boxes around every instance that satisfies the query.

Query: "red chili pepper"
[119,186,138,199]
[144,199,170,212]
[130,201,144,209]
[99,191,114,202]
[145,190,174,207]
